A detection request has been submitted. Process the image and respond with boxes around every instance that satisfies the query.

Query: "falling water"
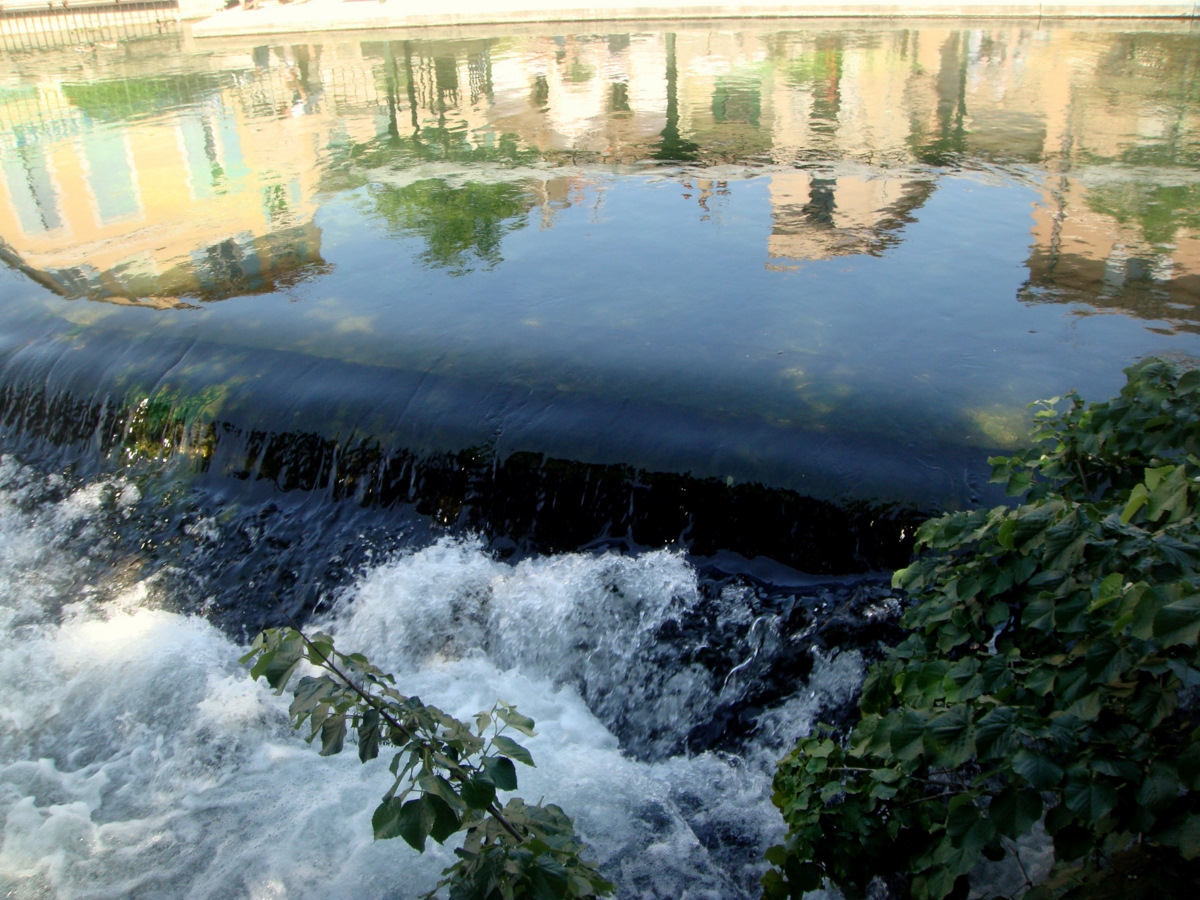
[0,455,874,899]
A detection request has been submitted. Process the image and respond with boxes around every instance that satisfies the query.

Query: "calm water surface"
[2,21,1198,507]
[0,19,1199,900]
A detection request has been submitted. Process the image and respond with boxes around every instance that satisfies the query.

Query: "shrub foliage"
[766,359,1200,899]
[243,627,613,900]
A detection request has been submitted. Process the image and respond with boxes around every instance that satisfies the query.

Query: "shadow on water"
[0,365,928,584]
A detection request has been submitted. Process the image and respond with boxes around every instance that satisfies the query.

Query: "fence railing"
[0,2,180,51]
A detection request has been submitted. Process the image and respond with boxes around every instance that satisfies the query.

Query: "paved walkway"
[189,0,1200,38]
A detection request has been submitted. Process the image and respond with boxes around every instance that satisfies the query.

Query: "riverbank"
[191,0,1199,38]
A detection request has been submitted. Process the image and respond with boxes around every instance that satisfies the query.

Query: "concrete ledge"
[190,1,1200,38]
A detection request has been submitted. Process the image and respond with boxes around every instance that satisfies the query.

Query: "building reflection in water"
[0,23,1196,327]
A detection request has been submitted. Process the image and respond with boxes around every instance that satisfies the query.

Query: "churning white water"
[0,457,860,899]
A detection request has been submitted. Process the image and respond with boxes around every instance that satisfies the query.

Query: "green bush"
[766,359,1200,899]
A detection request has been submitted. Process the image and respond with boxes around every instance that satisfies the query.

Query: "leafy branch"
[242,627,614,900]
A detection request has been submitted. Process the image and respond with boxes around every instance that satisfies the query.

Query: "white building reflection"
[0,23,1195,324]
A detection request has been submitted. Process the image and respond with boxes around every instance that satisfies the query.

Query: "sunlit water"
[1,17,1199,899]
[0,458,865,898]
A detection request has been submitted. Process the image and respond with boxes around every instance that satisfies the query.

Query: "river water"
[0,17,1198,899]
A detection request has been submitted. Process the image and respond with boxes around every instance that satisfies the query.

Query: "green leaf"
[390,748,418,779]
[1089,573,1125,613]
[1042,521,1087,572]
[1178,369,1200,393]
[870,766,902,784]
[860,667,898,716]
[492,734,536,767]
[1090,757,1139,780]
[1135,768,1181,813]
[372,797,429,850]
[1008,505,1056,550]
[529,856,570,900]
[1025,665,1056,698]
[419,773,466,813]
[1178,742,1200,790]
[482,755,519,791]
[1128,682,1178,729]
[890,712,929,762]
[1052,595,1090,634]
[1055,663,1092,705]
[1063,776,1118,823]
[461,775,497,811]
[358,707,381,763]
[1121,482,1150,524]
[1065,690,1102,721]
[923,828,989,894]
[985,600,1011,627]
[979,654,1014,694]
[870,782,899,800]
[425,793,461,844]
[1084,637,1132,684]
[497,708,537,737]
[1126,583,1167,640]
[975,707,1018,759]
[254,639,304,692]
[997,519,1018,550]
[806,738,836,759]
[320,713,347,757]
[1152,594,1200,648]
[942,659,983,702]
[242,629,611,899]
[1180,814,1200,860]
[1143,465,1191,522]
[989,786,1042,838]
[289,675,336,720]
[947,800,997,855]
[925,705,974,767]
[1013,749,1064,791]
[1023,594,1057,633]
[1006,468,1033,497]
[247,647,273,681]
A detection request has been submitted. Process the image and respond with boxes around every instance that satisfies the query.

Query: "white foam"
[0,472,863,899]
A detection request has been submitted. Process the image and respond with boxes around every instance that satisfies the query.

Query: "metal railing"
[0,2,179,52]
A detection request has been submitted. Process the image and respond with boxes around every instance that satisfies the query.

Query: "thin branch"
[275,613,526,844]
[829,766,968,789]
[895,790,960,808]
[827,766,1005,802]
[1000,835,1034,894]
[1075,459,1091,496]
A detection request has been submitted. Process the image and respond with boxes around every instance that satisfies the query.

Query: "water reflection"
[0,35,338,303]
[767,172,934,265]
[0,24,1196,315]
[363,179,530,275]
[1025,174,1200,333]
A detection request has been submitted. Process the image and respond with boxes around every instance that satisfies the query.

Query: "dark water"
[0,18,1198,899]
